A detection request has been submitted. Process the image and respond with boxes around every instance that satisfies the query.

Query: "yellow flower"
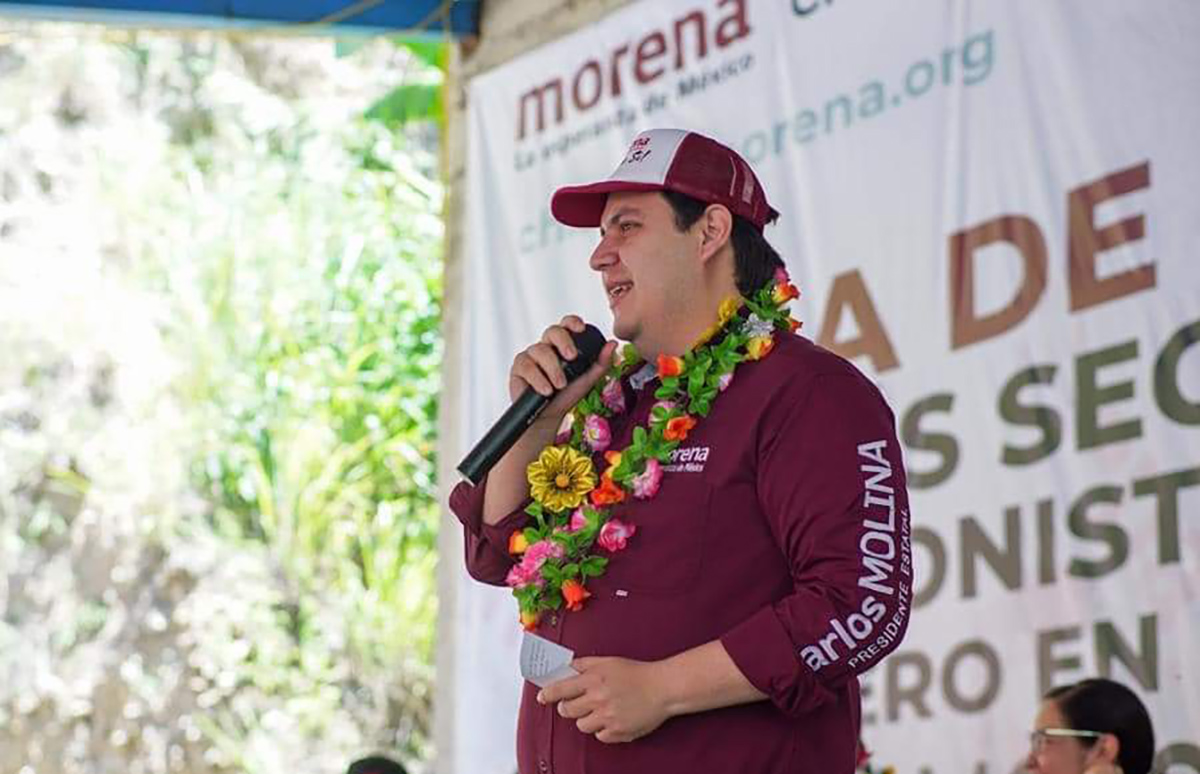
[691,295,744,348]
[746,335,775,361]
[718,295,743,324]
[520,609,541,630]
[527,445,597,512]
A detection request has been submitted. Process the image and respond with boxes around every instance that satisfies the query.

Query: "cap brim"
[550,180,668,228]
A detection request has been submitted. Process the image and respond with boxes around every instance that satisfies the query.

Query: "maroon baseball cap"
[551,129,779,231]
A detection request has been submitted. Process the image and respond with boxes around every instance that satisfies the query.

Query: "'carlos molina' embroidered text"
[800,439,911,673]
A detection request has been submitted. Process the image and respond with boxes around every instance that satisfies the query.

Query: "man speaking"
[449,128,913,773]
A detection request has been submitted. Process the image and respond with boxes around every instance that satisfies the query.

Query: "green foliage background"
[1,22,445,773]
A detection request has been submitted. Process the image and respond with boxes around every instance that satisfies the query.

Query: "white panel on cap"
[606,128,688,185]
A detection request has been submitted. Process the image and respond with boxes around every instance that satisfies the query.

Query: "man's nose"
[589,234,617,271]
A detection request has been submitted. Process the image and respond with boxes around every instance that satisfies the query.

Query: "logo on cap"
[622,135,654,165]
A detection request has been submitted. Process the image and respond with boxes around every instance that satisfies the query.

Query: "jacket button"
[538,760,550,773]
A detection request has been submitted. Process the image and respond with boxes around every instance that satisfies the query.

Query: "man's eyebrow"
[600,206,643,234]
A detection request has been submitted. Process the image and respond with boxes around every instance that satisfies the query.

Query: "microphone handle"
[456,387,550,486]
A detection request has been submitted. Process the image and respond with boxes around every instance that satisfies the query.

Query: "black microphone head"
[563,324,607,381]
[455,322,608,486]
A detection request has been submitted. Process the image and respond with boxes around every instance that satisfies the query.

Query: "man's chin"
[611,317,637,344]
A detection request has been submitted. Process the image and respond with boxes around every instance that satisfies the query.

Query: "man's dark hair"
[661,190,784,297]
[1044,678,1155,774]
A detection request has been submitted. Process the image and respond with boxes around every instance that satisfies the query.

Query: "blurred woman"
[1027,678,1155,774]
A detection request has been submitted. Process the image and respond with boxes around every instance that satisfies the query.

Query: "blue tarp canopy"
[0,0,479,35]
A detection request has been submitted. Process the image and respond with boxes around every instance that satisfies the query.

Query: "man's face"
[588,191,700,352]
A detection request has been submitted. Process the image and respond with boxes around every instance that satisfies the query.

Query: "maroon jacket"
[450,333,913,774]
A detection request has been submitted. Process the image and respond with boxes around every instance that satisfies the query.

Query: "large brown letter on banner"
[949,215,1047,350]
[1068,161,1154,312]
[817,269,900,372]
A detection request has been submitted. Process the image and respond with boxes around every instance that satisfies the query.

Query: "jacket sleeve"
[448,475,532,586]
[719,372,914,717]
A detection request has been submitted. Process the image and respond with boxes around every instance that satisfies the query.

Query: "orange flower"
[520,609,541,630]
[788,317,803,333]
[590,474,626,506]
[746,335,775,361]
[773,281,801,305]
[508,531,529,556]
[664,414,698,441]
[657,354,685,378]
[561,579,591,612]
[602,449,623,478]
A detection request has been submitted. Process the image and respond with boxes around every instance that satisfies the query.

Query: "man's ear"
[697,204,733,263]
[1093,733,1121,766]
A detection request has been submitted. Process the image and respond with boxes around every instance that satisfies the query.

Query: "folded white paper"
[520,631,579,688]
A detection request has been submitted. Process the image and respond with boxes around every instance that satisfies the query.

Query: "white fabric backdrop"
[448,1,1200,772]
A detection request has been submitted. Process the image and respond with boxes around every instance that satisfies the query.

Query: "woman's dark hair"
[347,755,408,774]
[660,190,784,297]
[1045,678,1155,774]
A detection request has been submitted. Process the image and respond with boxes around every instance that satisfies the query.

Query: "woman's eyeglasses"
[1029,728,1103,753]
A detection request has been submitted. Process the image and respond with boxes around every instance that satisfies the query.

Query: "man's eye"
[620,222,637,233]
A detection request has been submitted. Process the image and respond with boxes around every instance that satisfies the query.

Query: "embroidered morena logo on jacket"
[663,445,709,473]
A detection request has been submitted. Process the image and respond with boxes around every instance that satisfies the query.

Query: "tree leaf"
[395,36,446,72]
[365,83,443,129]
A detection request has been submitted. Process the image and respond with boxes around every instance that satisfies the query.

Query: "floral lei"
[505,267,802,629]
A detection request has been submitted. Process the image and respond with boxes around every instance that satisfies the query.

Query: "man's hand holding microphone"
[455,315,616,526]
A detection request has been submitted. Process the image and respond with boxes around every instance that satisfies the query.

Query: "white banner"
[451,1,1200,772]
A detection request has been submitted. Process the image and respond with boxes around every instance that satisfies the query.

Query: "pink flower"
[652,400,676,417]
[566,508,589,533]
[631,458,663,499]
[601,379,626,413]
[507,539,567,588]
[505,561,543,589]
[717,372,733,392]
[554,412,575,445]
[523,539,566,569]
[583,414,611,453]
[597,518,637,552]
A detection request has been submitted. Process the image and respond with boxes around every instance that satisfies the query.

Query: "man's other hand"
[536,656,671,744]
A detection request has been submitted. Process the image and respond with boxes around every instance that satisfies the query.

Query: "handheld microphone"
[457,324,607,486]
